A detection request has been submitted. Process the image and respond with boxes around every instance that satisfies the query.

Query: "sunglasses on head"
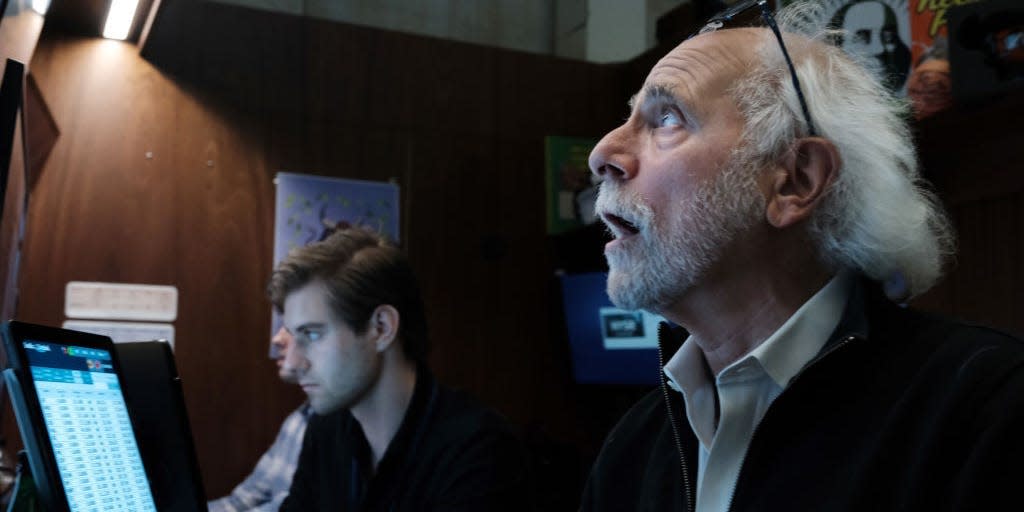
[690,0,818,137]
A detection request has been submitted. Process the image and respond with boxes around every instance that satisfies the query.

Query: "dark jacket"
[280,368,528,511]
[581,278,1024,511]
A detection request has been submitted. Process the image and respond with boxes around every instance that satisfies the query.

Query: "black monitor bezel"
[2,320,158,512]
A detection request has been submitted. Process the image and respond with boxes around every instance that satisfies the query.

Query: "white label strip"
[65,281,178,322]
[62,320,175,348]
[598,307,663,350]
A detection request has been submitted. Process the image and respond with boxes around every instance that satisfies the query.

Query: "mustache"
[595,182,653,230]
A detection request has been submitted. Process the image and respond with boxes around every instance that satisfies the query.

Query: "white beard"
[596,149,765,313]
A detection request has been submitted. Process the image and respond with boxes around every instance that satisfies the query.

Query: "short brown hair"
[267,227,429,364]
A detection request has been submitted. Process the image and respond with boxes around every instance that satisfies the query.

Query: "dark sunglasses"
[690,0,818,136]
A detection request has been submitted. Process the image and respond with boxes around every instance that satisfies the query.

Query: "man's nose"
[281,343,309,373]
[589,125,638,182]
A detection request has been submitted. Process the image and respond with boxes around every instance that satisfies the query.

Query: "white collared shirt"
[663,272,852,512]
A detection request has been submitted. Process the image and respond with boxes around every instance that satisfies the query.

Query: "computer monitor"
[115,340,207,512]
[559,272,663,386]
[0,58,27,323]
[2,320,158,512]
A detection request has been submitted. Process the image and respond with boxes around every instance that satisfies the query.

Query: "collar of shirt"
[663,271,852,450]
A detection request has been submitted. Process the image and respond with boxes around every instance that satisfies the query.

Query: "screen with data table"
[23,340,157,512]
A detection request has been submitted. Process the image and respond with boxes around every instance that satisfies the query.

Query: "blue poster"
[273,172,400,266]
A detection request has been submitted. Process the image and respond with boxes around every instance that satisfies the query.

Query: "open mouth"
[602,212,640,239]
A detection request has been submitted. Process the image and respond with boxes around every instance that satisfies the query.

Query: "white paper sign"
[61,320,175,348]
[65,281,178,321]
[598,307,663,350]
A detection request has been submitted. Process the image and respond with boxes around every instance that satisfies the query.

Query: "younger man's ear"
[761,137,841,228]
[369,305,400,353]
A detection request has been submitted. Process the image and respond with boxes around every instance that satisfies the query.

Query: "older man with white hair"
[580,1,1024,511]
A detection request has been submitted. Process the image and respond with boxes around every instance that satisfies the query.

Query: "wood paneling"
[20,3,631,504]
[0,8,44,68]
[912,93,1024,337]
[20,30,305,497]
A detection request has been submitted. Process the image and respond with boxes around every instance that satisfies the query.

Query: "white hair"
[729,1,955,298]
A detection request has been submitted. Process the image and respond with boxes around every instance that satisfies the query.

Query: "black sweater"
[581,279,1024,511]
[280,369,528,511]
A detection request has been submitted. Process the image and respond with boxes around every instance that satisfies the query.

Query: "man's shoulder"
[850,277,1024,359]
[399,383,529,510]
[409,383,526,475]
[864,303,1024,407]
[595,387,667,457]
[429,384,516,440]
[581,387,686,511]
[885,304,1024,368]
[917,311,1024,382]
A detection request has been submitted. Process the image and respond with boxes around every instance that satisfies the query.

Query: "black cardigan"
[581,278,1024,511]
[280,368,528,511]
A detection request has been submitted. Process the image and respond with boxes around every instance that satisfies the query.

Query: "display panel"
[2,321,157,512]
[115,340,207,512]
[559,272,663,386]
[24,340,155,511]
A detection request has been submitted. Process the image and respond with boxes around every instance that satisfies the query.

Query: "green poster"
[545,136,599,235]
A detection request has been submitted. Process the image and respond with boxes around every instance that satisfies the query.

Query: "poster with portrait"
[779,0,914,93]
[271,173,400,336]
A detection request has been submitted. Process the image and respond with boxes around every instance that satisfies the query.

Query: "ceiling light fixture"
[30,0,49,15]
[103,0,141,40]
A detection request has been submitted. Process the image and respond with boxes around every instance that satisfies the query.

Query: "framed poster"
[545,136,599,235]
[273,173,400,264]
[779,0,913,93]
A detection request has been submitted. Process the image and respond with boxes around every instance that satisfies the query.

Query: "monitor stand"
[2,369,58,512]
[6,450,44,512]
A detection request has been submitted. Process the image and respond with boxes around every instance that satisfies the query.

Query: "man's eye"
[298,330,322,343]
[658,109,682,128]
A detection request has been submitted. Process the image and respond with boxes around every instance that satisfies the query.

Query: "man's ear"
[368,305,400,353]
[761,137,840,228]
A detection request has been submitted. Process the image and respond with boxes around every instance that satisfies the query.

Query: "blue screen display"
[559,273,663,386]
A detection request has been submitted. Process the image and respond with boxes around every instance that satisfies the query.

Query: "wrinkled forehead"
[639,29,762,108]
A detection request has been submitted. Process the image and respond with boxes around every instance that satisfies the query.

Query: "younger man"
[270,227,527,511]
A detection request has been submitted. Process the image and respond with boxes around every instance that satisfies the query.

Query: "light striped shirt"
[208,403,312,512]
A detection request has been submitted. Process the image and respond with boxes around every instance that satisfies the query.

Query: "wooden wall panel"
[923,195,1024,337]
[21,2,629,503]
[20,31,303,497]
[0,8,44,67]
[913,93,1024,336]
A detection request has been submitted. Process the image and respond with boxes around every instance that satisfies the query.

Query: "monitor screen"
[3,321,158,512]
[559,272,663,386]
[22,340,157,511]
